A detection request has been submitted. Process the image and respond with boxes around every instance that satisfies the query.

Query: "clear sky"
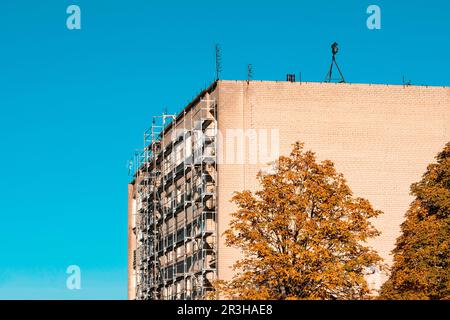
[0,0,448,299]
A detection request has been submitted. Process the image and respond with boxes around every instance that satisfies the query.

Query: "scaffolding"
[133,97,218,300]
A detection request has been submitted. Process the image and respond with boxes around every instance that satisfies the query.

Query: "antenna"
[215,44,222,80]
[403,76,412,87]
[247,64,253,83]
[325,42,346,83]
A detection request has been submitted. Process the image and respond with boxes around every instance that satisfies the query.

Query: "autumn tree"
[218,142,384,300]
[380,142,450,300]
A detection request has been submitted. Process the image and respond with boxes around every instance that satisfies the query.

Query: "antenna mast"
[325,42,346,83]
[215,44,222,80]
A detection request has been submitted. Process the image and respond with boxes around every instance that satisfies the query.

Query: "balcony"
[164,142,174,155]
[139,172,151,185]
[163,170,174,187]
[163,199,175,219]
[193,146,216,165]
[174,162,184,178]
[175,195,184,213]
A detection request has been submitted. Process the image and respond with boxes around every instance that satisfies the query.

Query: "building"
[128,80,450,300]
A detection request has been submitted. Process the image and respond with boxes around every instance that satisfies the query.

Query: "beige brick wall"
[216,80,450,281]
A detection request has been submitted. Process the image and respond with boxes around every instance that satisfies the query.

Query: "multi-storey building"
[128,80,450,300]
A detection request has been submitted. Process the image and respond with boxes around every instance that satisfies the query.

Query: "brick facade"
[216,80,449,281]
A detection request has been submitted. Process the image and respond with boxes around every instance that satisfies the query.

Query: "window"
[176,185,182,204]
[176,245,184,258]
[175,144,184,166]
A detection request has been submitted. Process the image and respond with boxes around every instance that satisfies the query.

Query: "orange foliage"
[217,142,384,300]
[380,142,450,300]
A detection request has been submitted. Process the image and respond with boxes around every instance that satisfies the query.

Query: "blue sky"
[0,0,448,299]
